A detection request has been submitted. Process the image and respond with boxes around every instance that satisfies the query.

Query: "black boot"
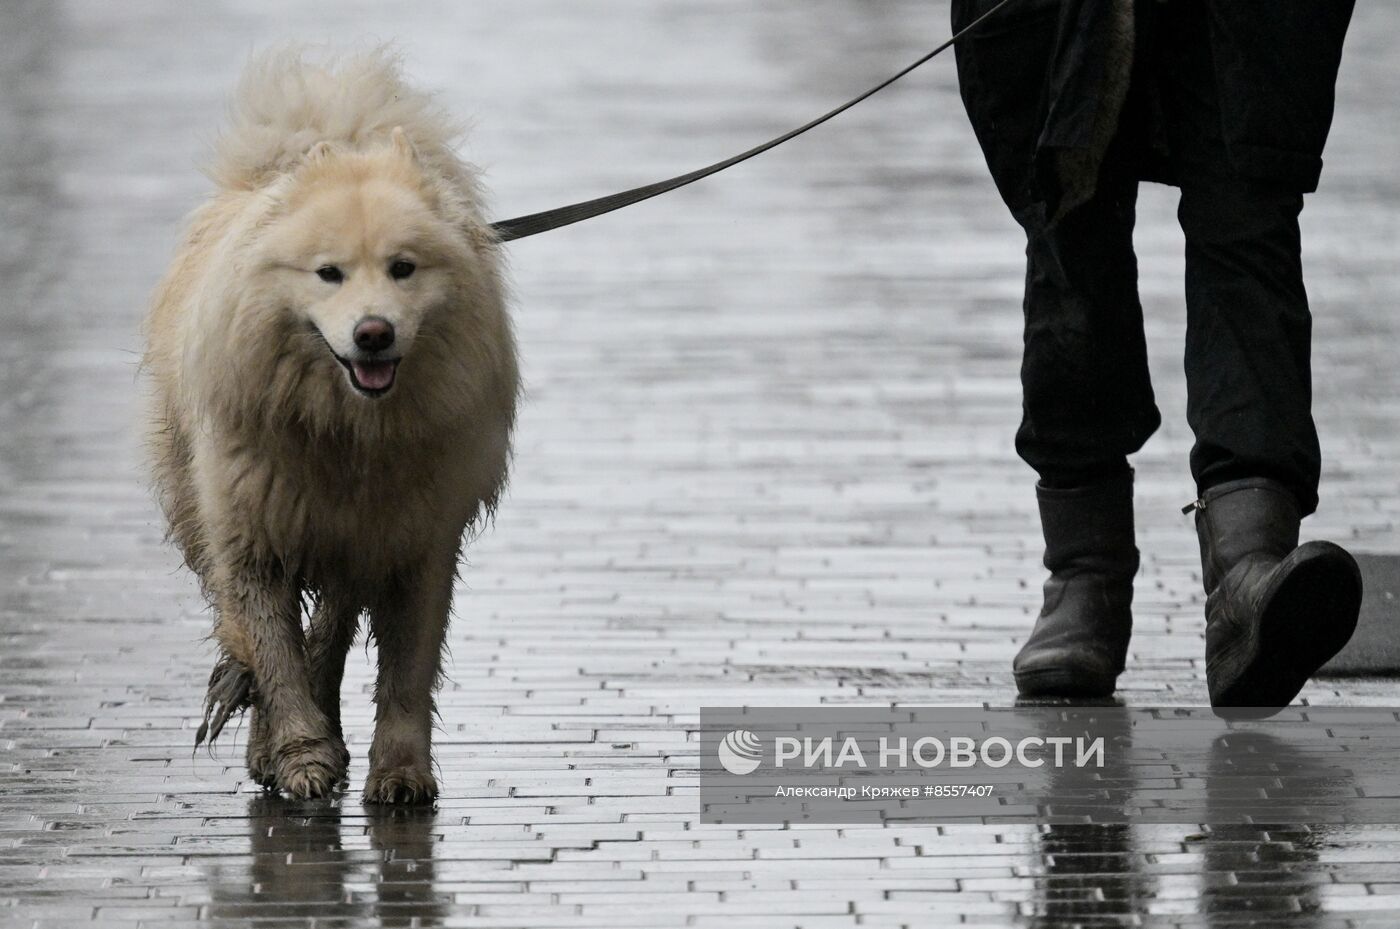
[1189,477,1362,717]
[1014,472,1137,698]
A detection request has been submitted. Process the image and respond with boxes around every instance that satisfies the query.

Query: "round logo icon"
[717,729,763,775]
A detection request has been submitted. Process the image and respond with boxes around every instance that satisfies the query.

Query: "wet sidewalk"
[2,0,1399,926]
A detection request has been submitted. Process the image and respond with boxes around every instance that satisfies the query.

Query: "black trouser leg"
[1014,179,1161,487]
[1178,177,1320,515]
[1158,1,1322,515]
[952,0,1159,487]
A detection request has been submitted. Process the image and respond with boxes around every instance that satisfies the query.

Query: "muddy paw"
[273,736,348,800]
[363,765,438,805]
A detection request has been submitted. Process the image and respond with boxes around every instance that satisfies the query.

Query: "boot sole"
[1210,541,1363,719]
[1014,666,1117,699]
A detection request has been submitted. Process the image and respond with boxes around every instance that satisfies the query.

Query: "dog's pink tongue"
[352,360,396,390]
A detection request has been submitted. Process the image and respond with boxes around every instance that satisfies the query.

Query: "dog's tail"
[194,654,255,749]
[206,45,466,192]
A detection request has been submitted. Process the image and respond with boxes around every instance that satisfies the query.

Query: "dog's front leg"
[363,557,454,804]
[307,595,360,772]
[213,558,346,798]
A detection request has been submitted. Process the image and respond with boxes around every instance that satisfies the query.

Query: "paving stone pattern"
[2,1,1399,926]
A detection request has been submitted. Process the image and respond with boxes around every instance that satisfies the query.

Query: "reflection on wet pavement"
[204,800,444,926]
[1024,726,1360,927]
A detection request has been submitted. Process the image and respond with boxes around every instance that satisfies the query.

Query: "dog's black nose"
[353,316,395,353]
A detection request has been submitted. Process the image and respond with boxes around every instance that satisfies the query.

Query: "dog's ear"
[390,126,421,164]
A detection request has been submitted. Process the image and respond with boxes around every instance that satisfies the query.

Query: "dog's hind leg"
[307,595,360,773]
[210,554,346,799]
[193,643,276,788]
[363,554,455,804]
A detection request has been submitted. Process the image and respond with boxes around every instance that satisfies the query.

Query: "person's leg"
[1161,0,1321,509]
[1163,0,1361,715]
[952,0,1159,698]
[1016,178,1160,488]
[1179,176,1319,508]
[1009,174,1157,699]
[1179,175,1361,713]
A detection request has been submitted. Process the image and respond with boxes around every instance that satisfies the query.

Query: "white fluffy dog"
[144,49,519,802]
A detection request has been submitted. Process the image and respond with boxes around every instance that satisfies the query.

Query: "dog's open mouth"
[336,356,400,397]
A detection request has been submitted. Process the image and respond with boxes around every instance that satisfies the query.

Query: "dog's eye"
[389,260,416,280]
[316,266,344,284]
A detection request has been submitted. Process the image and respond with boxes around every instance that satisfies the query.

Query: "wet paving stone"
[2,0,1400,926]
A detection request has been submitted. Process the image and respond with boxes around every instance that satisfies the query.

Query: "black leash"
[490,0,1019,243]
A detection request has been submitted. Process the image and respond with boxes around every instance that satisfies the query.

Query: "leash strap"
[490,0,1019,242]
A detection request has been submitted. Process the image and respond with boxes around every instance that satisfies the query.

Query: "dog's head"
[260,130,471,399]
[210,128,514,436]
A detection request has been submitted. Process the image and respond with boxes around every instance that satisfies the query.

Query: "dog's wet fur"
[145,48,519,803]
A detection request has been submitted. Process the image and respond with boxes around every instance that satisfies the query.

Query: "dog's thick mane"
[208,46,474,198]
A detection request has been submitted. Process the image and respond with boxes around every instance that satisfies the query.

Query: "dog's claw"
[247,748,277,789]
[273,737,348,799]
[363,766,437,805]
